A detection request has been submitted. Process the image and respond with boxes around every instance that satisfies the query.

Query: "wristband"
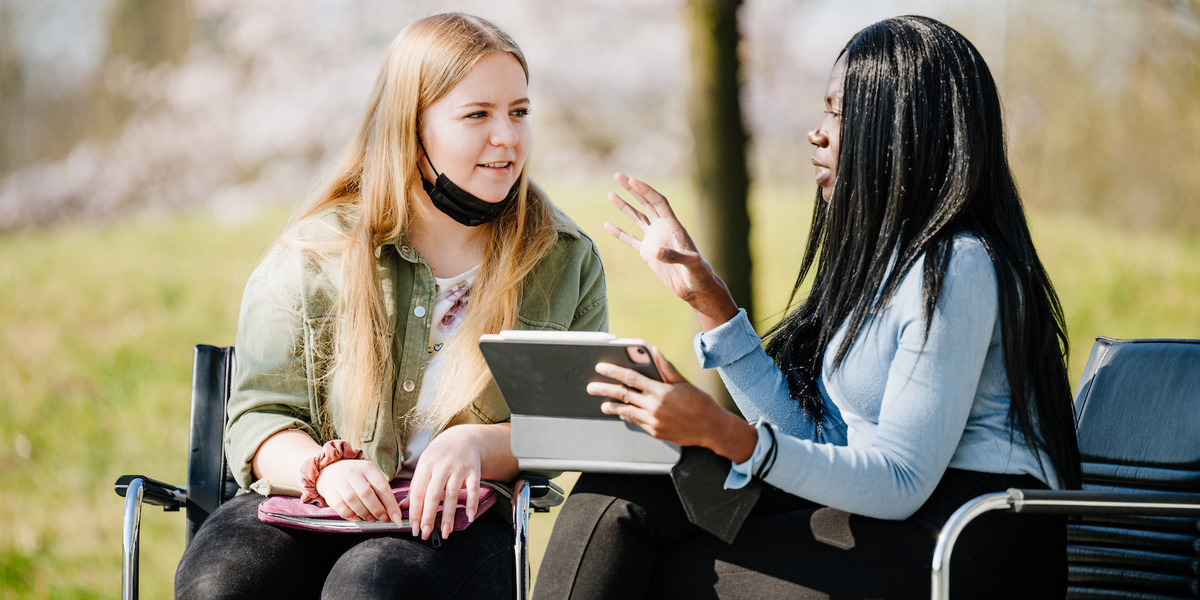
[754,421,779,481]
[299,439,365,506]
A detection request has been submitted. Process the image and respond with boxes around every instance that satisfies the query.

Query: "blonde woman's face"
[419,53,531,203]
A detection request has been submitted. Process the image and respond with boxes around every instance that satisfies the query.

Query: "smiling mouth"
[479,161,513,169]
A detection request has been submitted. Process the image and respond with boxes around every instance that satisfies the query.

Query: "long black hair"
[764,16,1081,490]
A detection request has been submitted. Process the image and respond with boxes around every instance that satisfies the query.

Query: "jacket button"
[414,305,426,318]
[402,379,416,392]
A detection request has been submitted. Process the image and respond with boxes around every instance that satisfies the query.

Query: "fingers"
[409,468,478,540]
[656,246,703,266]
[439,470,479,539]
[587,379,642,405]
[593,362,659,396]
[406,473,427,537]
[464,473,480,524]
[600,400,651,432]
[608,191,650,228]
[603,221,642,252]
[318,461,399,522]
[369,470,404,524]
[417,483,441,540]
[650,347,687,384]
[437,478,460,540]
[614,172,678,219]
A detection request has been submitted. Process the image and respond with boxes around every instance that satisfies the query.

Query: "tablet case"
[479,333,681,474]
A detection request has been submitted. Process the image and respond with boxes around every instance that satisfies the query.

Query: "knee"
[323,539,513,600]
[175,558,263,600]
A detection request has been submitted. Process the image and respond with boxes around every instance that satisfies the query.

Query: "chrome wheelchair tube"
[514,479,533,600]
[122,476,145,600]
[930,491,1013,600]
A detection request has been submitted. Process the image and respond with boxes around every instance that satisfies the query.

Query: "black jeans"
[174,492,514,600]
[534,469,1065,600]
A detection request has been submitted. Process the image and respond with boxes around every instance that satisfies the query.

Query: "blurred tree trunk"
[685,0,753,325]
[685,0,751,410]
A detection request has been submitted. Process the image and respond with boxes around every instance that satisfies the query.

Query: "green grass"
[2,181,1198,598]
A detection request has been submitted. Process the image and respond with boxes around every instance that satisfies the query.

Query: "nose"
[807,125,827,148]
[491,118,519,147]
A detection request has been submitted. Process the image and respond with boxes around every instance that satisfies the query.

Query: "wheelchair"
[115,344,563,600]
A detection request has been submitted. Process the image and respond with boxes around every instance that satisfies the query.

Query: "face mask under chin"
[417,136,520,227]
[421,173,519,227]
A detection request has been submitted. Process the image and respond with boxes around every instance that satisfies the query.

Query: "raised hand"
[605,173,739,330]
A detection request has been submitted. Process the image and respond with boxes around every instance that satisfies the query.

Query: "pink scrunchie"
[299,439,366,506]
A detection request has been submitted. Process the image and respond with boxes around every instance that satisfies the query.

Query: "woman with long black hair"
[536,15,1079,599]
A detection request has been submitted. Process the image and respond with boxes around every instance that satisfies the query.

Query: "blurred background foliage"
[1,0,1199,597]
[2,0,1198,233]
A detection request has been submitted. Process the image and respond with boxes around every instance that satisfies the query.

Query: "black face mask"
[419,140,519,227]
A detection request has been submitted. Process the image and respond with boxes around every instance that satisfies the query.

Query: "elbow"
[859,499,925,520]
[856,462,940,520]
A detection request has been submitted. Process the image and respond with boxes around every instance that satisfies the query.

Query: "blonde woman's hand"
[605,173,738,330]
[589,347,758,463]
[402,425,484,541]
[315,458,404,523]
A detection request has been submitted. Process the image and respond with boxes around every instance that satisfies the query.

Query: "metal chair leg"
[122,477,145,600]
[513,479,533,600]
[930,491,1012,600]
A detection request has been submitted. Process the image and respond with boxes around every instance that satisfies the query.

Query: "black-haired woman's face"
[807,55,845,203]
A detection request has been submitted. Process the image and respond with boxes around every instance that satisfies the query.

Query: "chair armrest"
[931,488,1200,599]
[1007,488,1200,516]
[515,474,564,512]
[114,474,188,511]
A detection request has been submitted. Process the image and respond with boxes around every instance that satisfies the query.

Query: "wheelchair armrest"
[931,488,1200,599]
[515,474,564,512]
[1006,488,1200,516]
[114,474,188,511]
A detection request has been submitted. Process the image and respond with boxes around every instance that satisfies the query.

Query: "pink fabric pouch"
[257,480,498,534]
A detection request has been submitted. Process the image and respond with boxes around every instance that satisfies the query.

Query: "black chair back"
[185,345,239,542]
[1069,337,1200,598]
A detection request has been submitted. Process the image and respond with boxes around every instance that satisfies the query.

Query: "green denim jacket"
[225,206,608,493]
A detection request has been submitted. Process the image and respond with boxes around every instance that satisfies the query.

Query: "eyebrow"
[458,98,531,110]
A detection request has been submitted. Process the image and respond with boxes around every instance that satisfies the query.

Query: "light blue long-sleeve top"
[696,235,1057,520]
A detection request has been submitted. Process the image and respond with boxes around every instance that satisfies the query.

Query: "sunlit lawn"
[1,179,1198,598]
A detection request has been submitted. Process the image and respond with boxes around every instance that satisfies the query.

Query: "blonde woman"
[175,13,606,599]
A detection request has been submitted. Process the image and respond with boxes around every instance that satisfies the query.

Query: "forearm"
[695,310,844,441]
[687,277,740,332]
[250,428,323,488]
[703,411,759,464]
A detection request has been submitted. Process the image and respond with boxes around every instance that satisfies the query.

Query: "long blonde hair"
[293,13,557,445]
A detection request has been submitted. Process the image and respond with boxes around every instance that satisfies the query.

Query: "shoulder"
[889,233,997,316]
[279,207,356,246]
[246,207,352,308]
[544,201,602,267]
[903,234,994,282]
[945,233,997,287]
[518,197,607,330]
[934,233,999,318]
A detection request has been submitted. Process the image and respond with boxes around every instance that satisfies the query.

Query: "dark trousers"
[534,469,1065,600]
[174,492,514,600]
